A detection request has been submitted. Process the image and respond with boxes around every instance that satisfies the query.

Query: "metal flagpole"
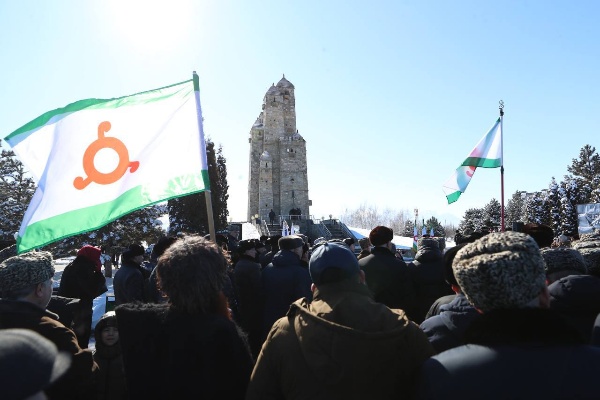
[193,71,217,243]
[499,100,505,232]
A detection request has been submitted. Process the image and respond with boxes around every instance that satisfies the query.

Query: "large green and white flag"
[442,118,502,204]
[4,77,209,253]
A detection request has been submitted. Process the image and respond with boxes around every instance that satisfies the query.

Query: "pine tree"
[505,191,525,229]
[458,208,484,235]
[403,220,415,237]
[567,145,600,185]
[525,192,545,224]
[425,216,445,237]
[546,177,561,234]
[168,139,230,234]
[0,140,36,241]
[558,176,578,236]
[482,198,502,232]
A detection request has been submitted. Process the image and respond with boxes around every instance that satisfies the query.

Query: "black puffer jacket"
[418,308,600,399]
[548,274,600,342]
[419,293,480,353]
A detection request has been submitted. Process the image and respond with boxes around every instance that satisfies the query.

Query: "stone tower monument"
[247,75,310,222]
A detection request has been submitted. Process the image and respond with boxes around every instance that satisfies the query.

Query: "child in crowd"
[93,311,127,400]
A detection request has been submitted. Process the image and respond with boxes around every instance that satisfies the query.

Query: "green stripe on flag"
[6,79,193,144]
[461,157,502,168]
[17,171,208,252]
[446,191,462,204]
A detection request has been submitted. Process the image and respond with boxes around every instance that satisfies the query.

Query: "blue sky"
[1,0,599,226]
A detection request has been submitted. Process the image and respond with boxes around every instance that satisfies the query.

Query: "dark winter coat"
[247,280,434,400]
[113,261,147,305]
[418,308,600,399]
[261,250,312,339]
[115,303,253,400]
[58,255,107,302]
[548,274,600,342]
[0,300,97,400]
[93,314,127,400]
[424,294,456,319]
[419,293,480,353]
[359,247,417,319]
[233,255,264,357]
[260,250,276,268]
[408,244,453,324]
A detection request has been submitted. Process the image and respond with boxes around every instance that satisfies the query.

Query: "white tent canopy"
[347,227,413,250]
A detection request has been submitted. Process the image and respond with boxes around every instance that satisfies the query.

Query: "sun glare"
[106,0,193,53]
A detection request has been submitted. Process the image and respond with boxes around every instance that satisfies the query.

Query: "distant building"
[247,76,310,222]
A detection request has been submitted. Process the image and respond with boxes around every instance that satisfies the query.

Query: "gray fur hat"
[452,231,546,313]
[0,251,55,294]
[573,232,600,250]
[579,247,600,277]
[417,237,439,250]
[541,247,587,275]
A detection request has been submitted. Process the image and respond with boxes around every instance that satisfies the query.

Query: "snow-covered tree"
[458,208,484,235]
[505,191,525,228]
[558,176,579,236]
[0,140,36,241]
[482,198,502,232]
[545,177,561,234]
[525,191,546,224]
[403,220,415,237]
[425,216,445,237]
[567,145,600,186]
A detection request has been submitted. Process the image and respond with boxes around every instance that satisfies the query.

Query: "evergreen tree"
[0,140,36,241]
[168,140,230,234]
[458,208,484,235]
[546,177,561,234]
[591,174,600,203]
[425,216,445,237]
[567,145,600,185]
[403,220,415,237]
[482,198,502,232]
[525,191,545,224]
[505,191,525,229]
[558,176,578,236]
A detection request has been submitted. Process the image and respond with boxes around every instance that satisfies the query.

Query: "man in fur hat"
[359,226,416,319]
[0,251,97,399]
[261,235,312,342]
[418,231,600,399]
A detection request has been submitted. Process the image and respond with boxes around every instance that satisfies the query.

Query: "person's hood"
[438,293,480,334]
[288,281,414,385]
[77,245,102,271]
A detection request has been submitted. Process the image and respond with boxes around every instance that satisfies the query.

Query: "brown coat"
[0,300,97,399]
[246,281,434,400]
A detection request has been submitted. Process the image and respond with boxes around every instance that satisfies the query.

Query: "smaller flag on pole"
[443,118,503,204]
[290,223,296,235]
[413,226,418,252]
[430,228,435,237]
[282,221,289,237]
[422,227,427,236]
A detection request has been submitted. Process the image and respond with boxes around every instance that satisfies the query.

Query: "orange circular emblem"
[73,121,139,190]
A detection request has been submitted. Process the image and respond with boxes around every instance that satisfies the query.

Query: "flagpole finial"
[499,100,504,116]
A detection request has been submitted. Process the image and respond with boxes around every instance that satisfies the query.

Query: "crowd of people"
[1,223,600,399]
